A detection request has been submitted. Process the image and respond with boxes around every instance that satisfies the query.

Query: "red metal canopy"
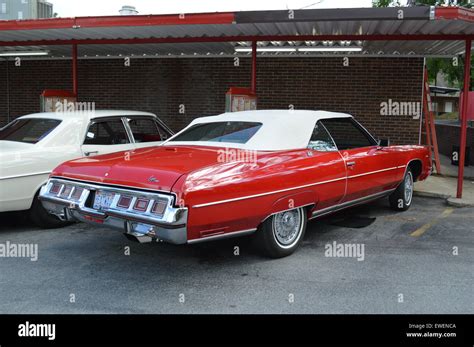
[0,6,472,198]
[0,7,472,57]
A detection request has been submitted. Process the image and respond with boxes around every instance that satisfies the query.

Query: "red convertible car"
[39,110,431,258]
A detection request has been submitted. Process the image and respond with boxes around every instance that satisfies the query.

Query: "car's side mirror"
[378,138,390,147]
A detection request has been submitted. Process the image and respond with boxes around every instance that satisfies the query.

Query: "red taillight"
[117,196,132,209]
[133,198,149,212]
[84,214,104,224]
[151,199,168,215]
[71,187,84,201]
[60,185,73,199]
[50,183,62,195]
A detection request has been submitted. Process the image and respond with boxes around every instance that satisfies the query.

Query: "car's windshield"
[0,118,61,144]
[169,121,262,144]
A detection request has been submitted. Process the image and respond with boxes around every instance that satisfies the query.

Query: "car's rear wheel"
[255,207,307,258]
[29,193,73,229]
[389,168,414,211]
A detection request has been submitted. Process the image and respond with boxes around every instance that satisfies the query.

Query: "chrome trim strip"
[337,150,349,204]
[309,189,395,219]
[0,171,50,180]
[50,176,177,199]
[40,178,186,226]
[192,165,405,209]
[319,121,339,151]
[187,228,257,244]
[347,165,405,179]
[192,176,346,208]
[121,116,136,144]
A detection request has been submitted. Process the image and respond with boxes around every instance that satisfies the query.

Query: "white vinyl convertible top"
[165,110,353,151]
[16,110,156,122]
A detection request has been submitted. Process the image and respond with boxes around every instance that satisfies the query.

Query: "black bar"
[0,314,472,345]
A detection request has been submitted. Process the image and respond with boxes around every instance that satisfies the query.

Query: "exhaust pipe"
[123,232,153,244]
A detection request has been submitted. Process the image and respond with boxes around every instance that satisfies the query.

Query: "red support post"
[251,41,257,94]
[457,39,471,199]
[72,44,78,96]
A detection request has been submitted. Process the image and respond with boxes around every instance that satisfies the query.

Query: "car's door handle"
[84,151,99,157]
[346,161,356,167]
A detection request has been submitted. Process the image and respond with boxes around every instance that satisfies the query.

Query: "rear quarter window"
[0,118,61,144]
[171,121,262,144]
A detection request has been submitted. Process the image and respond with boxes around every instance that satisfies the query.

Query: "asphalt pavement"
[0,196,472,314]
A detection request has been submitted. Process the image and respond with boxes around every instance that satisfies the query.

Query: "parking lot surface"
[0,196,472,314]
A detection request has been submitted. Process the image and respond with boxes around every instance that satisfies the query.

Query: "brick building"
[0,6,472,163]
[0,57,423,144]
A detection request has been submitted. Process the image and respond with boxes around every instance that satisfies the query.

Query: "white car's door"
[125,116,172,149]
[81,117,134,157]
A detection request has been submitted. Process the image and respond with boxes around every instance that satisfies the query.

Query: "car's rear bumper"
[38,178,188,244]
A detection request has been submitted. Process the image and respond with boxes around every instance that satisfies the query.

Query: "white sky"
[51,0,374,17]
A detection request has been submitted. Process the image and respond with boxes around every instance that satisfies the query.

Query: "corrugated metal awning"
[0,6,472,59]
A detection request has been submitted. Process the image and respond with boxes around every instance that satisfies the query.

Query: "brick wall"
[0,57,424,144]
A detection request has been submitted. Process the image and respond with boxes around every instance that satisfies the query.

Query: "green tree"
[372,0,401,6]
[372,0,473,90]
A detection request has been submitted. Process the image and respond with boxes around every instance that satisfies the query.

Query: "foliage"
[372,0,473,89]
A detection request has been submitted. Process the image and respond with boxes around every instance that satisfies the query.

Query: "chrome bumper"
[39,178,188,244]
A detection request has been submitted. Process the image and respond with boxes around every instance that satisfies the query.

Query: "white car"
[0,110,173,228]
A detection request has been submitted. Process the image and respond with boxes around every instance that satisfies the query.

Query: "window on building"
[445,101,453,113]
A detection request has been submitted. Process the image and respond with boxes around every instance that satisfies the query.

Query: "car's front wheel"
[29,193,73,229]
[389,168,414,211]
[255,207,307,258]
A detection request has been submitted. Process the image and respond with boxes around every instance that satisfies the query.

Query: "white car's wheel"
[29,193,73,229]
[255,207,307,258]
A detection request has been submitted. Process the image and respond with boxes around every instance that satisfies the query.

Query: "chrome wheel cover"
[404,171,414,206]
[272,208,303,248]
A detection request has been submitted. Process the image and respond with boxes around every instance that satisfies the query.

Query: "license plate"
[93,191,115,210]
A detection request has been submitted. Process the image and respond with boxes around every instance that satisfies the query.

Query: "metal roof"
[429,85,460,94]
[0,6,472,59]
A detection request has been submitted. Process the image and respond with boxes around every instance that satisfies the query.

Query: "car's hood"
[51,145,233,192]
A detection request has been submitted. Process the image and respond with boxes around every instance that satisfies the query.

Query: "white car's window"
[127,117,169,143]
[308,121,338,152]
[0,118,61,144]
[84,118,130,145]
[170,121,262,144]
